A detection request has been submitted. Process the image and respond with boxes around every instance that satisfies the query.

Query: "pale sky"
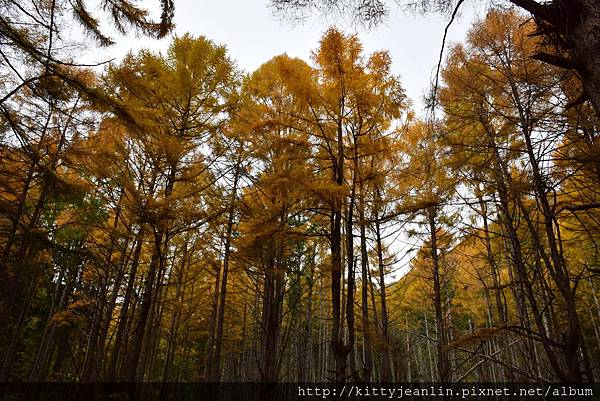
[91,0,481,112]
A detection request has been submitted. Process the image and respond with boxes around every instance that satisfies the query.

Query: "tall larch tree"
[101,35,238,381]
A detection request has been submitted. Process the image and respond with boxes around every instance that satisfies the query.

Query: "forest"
[1,0,600,386]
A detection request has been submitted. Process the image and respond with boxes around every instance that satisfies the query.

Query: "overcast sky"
[92,0,482,112]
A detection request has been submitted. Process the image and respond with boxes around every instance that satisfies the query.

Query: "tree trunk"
[428,207,449,383]
[259,238,284,382]
[211,158,241,381]
[106,227,145,382]
[358,176,372,382]
[374,203,392,381]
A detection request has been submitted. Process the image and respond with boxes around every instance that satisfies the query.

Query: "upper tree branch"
[508,0,558,26]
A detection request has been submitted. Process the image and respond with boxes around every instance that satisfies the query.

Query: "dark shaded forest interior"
[1,0,600,384]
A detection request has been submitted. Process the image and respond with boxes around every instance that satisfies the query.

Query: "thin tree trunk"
[107,226,145,382]
[358,177,372,382]
[428,207,449,383]
[374,201,392,381]
[211,158,241,381]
